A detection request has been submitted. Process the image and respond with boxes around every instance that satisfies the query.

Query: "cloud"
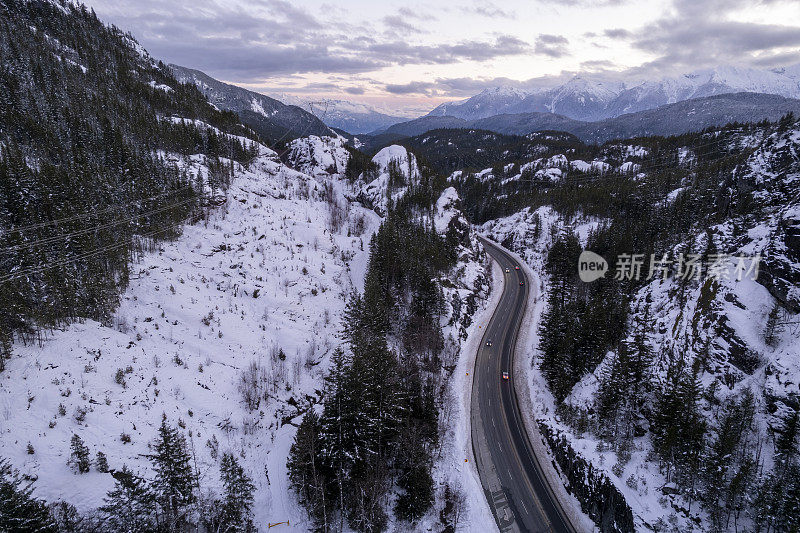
[434,77,521,93]
[385,71,584,97]
[385,81,437,95]
[382,15,424,35]
[534,34,570,58]
[87,0,532,85]
[624,0,800,74]
[360,35,531,65]
[397,6,435,21]
[85,0,800,109]
[537,0,626,5]
[603,28,631,39]
[460,2,516,19]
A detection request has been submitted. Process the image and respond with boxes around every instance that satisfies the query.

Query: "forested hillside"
[475,114,800,531]
[0,0,261,360]
[170,64,335,147]
[287,143,493,532]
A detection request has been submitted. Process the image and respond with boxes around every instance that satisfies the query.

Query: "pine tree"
[288,409,329,531]
[68,434,90,474]
[99,465,156,532]
[596,309,653,438]
[394,460,433,522]
[49,500,92,532]
[95,451,109,473]
[319,347,355,531]
[650,352,706,487]
[764,303,781,347]
[219,453,256,532]
[702,389,757,528]
[776,409,799,462]
[0,459,57,532]
[150,416,196,528]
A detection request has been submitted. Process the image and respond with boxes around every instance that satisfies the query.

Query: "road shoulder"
[452,250,505,532]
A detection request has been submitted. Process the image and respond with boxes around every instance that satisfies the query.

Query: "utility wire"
[0,186,195,237]
[0,194,201,254]
[0,209,206,284]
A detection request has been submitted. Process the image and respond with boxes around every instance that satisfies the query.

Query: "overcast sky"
[86,0,800,114]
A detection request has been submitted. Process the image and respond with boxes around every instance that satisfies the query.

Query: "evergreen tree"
[319,347,355,531]
[218,453,256,532]
[764,303,781,347]
[650,353,706,488]
[49,500,93,532]
[394,458,433,522]
[596,308,653,439]
[288,409,329,531]
[150,417,196,529]
[95,451,109,473]
[99,465,156,533]
[0,459,57,532]
[68,434,90,474]
[776,409,799,462]
[702,389,757,529]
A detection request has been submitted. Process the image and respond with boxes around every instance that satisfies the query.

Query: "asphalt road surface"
[471,236,576,533]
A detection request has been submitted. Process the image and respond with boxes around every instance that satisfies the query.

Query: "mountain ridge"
[170,64,335,144]
[427,65,800,122]
[377,92,800,144]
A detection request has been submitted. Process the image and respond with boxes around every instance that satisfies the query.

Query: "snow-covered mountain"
[383,93,800,143]
[269,93,408,135]
[427,86,530,121]
[426,65,800,122]
[170,65,335,143]
[354,144,422,215]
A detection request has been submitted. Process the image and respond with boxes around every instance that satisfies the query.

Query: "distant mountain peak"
[423,63,800,123]
[264,93,408,134]
[478,85,527,97]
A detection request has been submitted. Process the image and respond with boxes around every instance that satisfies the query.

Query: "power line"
[0,185,195,237]
[0,194,200,254]
[0,209,206,285]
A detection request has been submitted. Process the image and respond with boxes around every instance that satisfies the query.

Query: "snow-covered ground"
[481,207,689,530]
[355,145,422,215]
[0,135,503,531]
[0,134,381,529]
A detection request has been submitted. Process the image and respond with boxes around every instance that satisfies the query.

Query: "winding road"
[471,236,576,533]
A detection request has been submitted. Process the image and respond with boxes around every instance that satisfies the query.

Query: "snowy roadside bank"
[451,254,505,532]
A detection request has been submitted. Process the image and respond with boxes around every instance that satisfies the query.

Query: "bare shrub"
[238,360,268,411]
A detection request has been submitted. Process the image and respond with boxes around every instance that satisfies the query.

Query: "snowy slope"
[285,135,350,177]
[453,148,639,189]
[0,127,502,530]
[355,145,421,216]
[0,134,380,529]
